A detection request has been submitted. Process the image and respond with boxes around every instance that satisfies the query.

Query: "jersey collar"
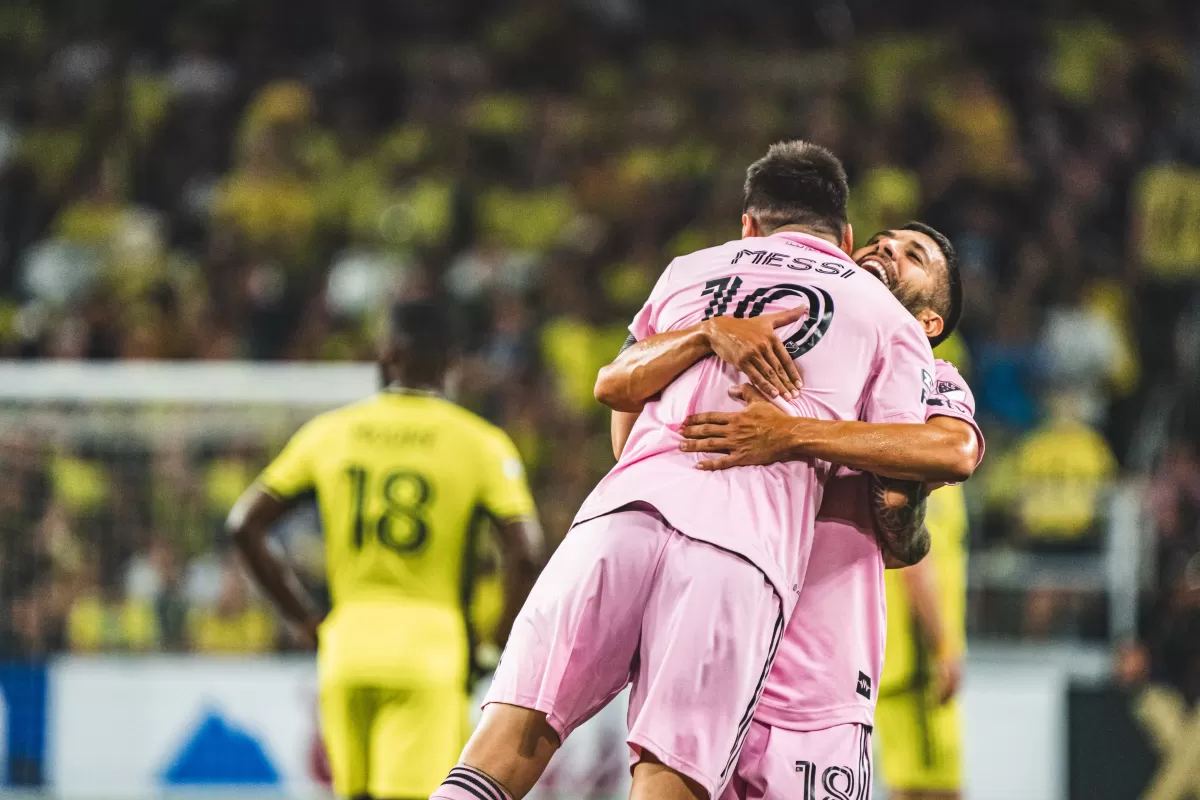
[381,385,443,400]
[767,230,852,262]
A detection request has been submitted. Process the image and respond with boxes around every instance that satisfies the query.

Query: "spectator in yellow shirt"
[987,390,1118,549]
[67,559,160,653]
[211,127,318,268]
[187,554,277,654]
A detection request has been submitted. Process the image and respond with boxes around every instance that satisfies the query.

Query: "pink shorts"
[720,720,873,800]
[485,507,783,799]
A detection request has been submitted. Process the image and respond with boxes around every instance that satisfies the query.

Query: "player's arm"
[681,390,978,484]
[789,342,981,482]
[226,487,323,645]
[760,414,979,483]
[902,553,962,704]
[478,432,545,646]
[603,330,668,458]
[871,474,931,567]
[490,514,544,646]
[227,420,326,646]
[594,309,807,412]
[611,410,640,460]
[604,311,801,460]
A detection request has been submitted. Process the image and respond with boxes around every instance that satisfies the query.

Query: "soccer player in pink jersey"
[604,224,984,800]
[430,142,935,800]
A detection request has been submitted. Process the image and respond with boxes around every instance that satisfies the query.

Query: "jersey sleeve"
[861,319,936,425]
[627,261,676,341]
[257,418,325,501]
[478,429,537,522]
[925,359,986,467]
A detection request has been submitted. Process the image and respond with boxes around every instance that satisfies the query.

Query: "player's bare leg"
[630,751,707,800]
[431,703,560,800]
[891,791,960,800]
[460,703,561,795]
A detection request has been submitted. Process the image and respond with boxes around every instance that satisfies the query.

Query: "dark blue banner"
[0,663,47,786]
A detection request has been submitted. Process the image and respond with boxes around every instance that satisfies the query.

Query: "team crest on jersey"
[936,379,967,402]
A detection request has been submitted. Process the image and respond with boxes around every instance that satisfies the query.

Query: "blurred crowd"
[0,420,508,658]
[0,0,1199,692]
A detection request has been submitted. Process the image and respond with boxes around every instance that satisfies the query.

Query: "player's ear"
[916,307,944,341]
[839,222,854,256]
[741,213,758,239]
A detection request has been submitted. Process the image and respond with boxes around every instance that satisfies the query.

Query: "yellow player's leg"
[876,688,962,800]
[368,685,469,800]
[320,681,373,799]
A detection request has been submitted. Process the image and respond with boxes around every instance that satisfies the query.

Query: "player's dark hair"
[384,301,458,388]
[743,141,849,241]
[900,221,961,348]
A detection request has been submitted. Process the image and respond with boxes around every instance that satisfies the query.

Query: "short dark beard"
[892,278,932,319]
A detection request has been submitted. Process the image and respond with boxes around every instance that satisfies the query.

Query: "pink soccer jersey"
[754,359,983,731]
[574,231,935,613]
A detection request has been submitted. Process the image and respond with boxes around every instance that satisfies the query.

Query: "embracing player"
[227,302,542,800]
[604,223,982,799]
[432,142,935,800]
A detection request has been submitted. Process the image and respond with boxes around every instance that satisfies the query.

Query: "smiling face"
[854,228,947,341]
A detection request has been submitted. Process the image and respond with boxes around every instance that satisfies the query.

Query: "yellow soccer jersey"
[258,390,536,687]
[1134,164,1200,279]
[880,483,968,694]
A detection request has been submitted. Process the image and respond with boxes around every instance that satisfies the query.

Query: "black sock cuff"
[444,765,511,800]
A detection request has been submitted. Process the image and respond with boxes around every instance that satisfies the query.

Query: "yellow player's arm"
[478,430,545,648]
[491,515,545,647]
[902,551,962,705]
[902,555,945,653]
[226,487,323,646]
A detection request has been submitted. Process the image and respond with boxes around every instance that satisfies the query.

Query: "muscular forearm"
[780,418,977,482]
[594,327,710,412]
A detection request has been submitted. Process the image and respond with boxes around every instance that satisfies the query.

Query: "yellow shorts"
[319,681,468,799]
[875,686,962,792]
